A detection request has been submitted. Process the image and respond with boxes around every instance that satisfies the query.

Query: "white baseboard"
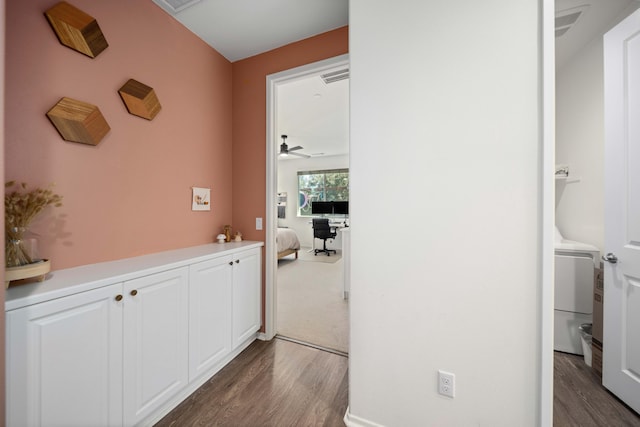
[343,407,386,427]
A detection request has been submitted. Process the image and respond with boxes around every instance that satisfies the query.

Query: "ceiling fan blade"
[289,151,310,158]
[288,146,304,151]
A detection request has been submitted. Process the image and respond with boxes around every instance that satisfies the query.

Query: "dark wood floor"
[157,342,640,426]
[554,351,640,426]
[155,338,348,427]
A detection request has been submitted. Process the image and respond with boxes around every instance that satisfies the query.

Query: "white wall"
[277,154,349,249]
[556,36,605,251]
[555,3,640,253]
[348,1,542,425]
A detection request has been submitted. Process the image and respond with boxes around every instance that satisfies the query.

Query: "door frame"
[541,0,556,424]
[263,54,350,340]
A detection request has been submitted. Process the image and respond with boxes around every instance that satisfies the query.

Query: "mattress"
[277,227,301,253]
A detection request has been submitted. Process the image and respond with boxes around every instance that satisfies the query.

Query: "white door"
[188,255,233,381]
[123,267,189,426]
[232,247,261,349]
[6,283,123,427]
[603,8,640,414]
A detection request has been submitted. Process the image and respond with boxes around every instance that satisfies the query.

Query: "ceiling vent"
[158,0,202,13]
[555,5,589,38]
[321,69,349,84]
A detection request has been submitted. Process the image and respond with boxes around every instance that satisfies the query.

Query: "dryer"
[554,226,600,355]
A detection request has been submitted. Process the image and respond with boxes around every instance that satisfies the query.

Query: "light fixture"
[279,135,289,156]
[279,135,310,158]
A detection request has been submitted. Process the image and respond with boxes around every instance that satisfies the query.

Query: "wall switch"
[438,370,455,398]
[256,217,263,230]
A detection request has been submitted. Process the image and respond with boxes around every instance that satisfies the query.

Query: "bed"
[277,227,301,259]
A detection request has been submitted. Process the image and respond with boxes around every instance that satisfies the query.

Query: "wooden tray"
[5,260,51,289]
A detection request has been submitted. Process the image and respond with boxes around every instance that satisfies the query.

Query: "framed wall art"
[192,187,210,211]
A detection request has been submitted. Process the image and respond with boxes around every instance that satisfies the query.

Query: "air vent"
[321,69,349,84]
[159,0,202,13]
[555,5,589,38]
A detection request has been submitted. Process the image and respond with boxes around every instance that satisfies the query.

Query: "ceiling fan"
[279,135,310,158]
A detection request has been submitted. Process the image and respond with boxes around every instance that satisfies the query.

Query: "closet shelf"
[555,164,580,183]
[555,175,581,183]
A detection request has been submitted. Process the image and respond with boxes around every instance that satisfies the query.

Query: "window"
[297,169,349,216]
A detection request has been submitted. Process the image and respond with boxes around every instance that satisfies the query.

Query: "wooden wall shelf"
[118,79,162,120]
[46,97,111,145]
[45,1,108,58]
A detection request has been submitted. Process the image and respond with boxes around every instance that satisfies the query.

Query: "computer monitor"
[333,201,349,215]
[311,201,333,214]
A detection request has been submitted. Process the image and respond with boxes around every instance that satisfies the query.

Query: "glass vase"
[6,226,33,268]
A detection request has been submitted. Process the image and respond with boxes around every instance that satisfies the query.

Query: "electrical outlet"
[256,217,263,230]
[438,370,455,398]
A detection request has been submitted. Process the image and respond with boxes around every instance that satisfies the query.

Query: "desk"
[329,222,348,230]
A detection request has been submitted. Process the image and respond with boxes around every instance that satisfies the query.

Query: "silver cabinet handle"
[602,253,618,264]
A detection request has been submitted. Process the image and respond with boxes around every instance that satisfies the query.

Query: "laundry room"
[553,0,640,422]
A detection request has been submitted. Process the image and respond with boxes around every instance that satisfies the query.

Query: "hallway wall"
[348,0,542,424]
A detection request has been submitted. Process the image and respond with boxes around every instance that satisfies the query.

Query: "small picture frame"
[192,187,210,211]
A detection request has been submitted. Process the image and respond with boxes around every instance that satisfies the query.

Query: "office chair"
[312,218,337,256]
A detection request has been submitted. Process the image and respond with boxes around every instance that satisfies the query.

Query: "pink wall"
[231,27,349,328]
[231,27,349,240]
[6,0,233,270]
[5,1,347,338]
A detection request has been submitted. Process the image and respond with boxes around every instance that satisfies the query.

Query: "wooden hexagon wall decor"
[46,97,111,145]
[45,1,108,58]
[118,79,162,120]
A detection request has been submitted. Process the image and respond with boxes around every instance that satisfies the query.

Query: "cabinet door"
[123,267,188,426]
[6,283,123,427]
[188,256,233,381]
[232,247,261,349]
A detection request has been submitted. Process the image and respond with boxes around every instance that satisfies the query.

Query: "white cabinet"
[123,267,189,426]
[232,247,261,349]
[6,243,262,427]
[6,283,123,427]
[188,247,261,381]
[6,267,189,427]
[188,255,233,381]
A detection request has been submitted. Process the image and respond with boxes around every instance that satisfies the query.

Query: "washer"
[554,226,600,355]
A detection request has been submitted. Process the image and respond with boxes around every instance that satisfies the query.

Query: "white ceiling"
[149,0,350,159]
[276,71,349,159]
[555,0,637,69]
[150,0,638,161]
[150,0,348,62]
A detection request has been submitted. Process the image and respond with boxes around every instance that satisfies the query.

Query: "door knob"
[602,253,618,264]
[115,294,123,302]
[229,261,233,266]
[130,289,138,296]
[235,259,240,264]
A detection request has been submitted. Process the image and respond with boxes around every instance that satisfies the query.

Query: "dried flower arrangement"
[5,181,63,267]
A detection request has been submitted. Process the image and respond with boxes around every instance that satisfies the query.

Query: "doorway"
[552,0,640,422]
[264,55,350,352]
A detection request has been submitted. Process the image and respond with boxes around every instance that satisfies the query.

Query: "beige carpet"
[277,250,349,353]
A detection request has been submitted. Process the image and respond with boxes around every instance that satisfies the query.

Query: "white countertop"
[6,241,264,311]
